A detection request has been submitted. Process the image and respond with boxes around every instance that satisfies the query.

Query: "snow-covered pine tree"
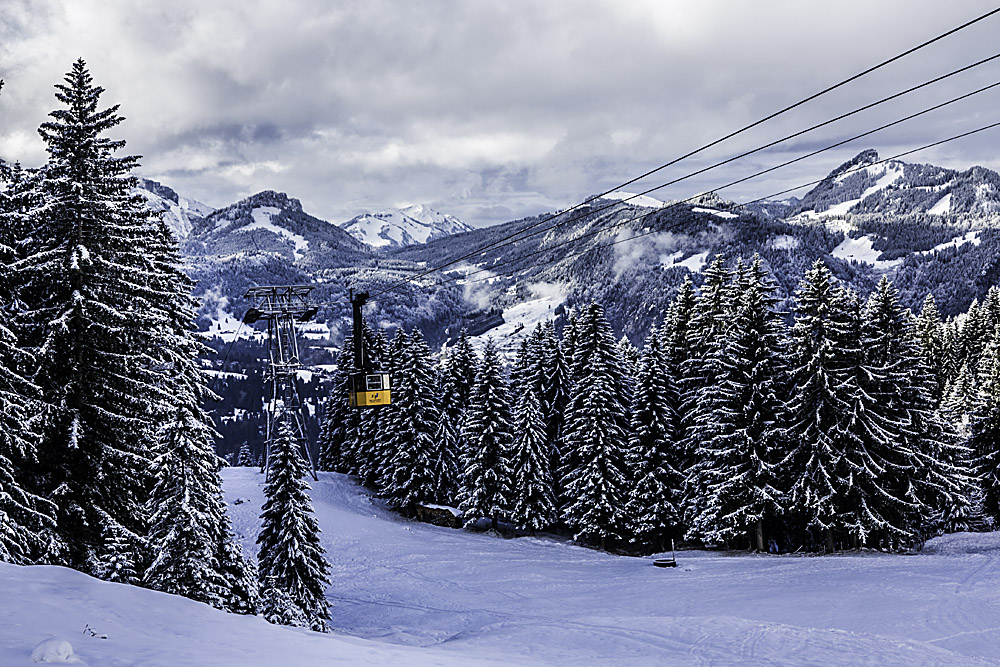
[257,416,331,631]
[624,324,682,552]
[17,59,163,570]
[237,442,254,467]
[0,164,55,564]
[143,214,257,612]
[785,260,856,551]
[658,276,698,518]
[538,320,569,448]
[94,525,140,584]
[447,328,480,409]
[942,363,975,432]
[144,406,230,607]
[857,277,971,547]
[971,327,1000,524]
[384,329,441,514]
[680,256,734,525]
[537,321,570,499]
[429,389,461,505]
[914,294,946,402]
[687,257,788,552]
[560,302,630,549]
[434,328,479,503]
[317,333,364,474]
[458,338,513,531]
[509,384,557,534]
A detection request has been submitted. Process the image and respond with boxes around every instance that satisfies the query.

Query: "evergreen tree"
[144,407,229,606]
[914,294,946,402]
[237,442,254,467]
[0,171,55,562]
[971,328,1000,524]
[317,334,362,474]
[17,59,163,570]
[257,417,331,631]
[384,330,441,513]
[624,325,682,551]
[687,258,788,551]
[143,214,257,611]
[560,303,630,549]
[509,386,557,533]
[856,277,971,547]
[680,256,734,519]
[458,339,513,531]
[785,261,856,551]
[538,320,570,449]
[94,525,140,584]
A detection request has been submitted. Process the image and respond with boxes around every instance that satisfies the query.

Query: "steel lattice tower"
[243,285,319,480]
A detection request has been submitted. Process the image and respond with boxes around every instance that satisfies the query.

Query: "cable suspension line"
[366,7,1000,299]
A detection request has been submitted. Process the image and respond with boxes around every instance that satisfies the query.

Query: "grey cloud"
[2,0,1000,227]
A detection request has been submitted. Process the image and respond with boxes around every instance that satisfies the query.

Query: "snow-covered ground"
[465,284,565,359]
[5,469,1000,665]
[599,191,665,208]
[830,234,902,271]
[236,206,310,261]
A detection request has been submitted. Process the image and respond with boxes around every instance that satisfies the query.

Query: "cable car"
[349,290,392,408]
[348,371,391,407]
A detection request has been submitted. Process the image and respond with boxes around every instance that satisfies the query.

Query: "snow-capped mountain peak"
[341,205,472,249]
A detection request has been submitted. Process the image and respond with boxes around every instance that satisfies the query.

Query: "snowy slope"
[0,562,511,666]
[226,469,1000,666]
[4,470,999,665]
[341,205,472,248]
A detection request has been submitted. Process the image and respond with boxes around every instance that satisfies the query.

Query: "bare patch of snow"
[600,191,665,208]
[237,207,310,260]
[928,193,952,215]
[691,207,738,219]
[831,235,901,271]
[770,235,799,250]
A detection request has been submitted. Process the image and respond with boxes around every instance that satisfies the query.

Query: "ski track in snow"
[218,469,999,666]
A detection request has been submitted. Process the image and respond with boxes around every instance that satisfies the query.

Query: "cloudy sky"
[2,1,999,227]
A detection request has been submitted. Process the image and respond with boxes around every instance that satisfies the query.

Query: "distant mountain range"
[138,149,1000,354]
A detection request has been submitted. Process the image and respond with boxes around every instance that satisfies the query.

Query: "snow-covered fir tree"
[384,329,441,514]
[680,256,734,519]
[16,59,164,570]
[857,277,971,547]
[237,442,254,467]
[144,401,257,612]
[785,260,857,552]
[560,302,630,549]
[538,320,570,449]
[687,257,788,552]
[624,325,682,552]
[317,332,366,474]
[458,338,513,531]
[914,294,946,401]
[969,327,1000,524]
[509,385,557,533]
[0,160,55,563]
[257,417,331,631]
[144,406,230,605]
[142,214,258,612]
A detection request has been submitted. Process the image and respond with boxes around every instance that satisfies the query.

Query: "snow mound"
[31,638,85,664]
[922,531,1000,556]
